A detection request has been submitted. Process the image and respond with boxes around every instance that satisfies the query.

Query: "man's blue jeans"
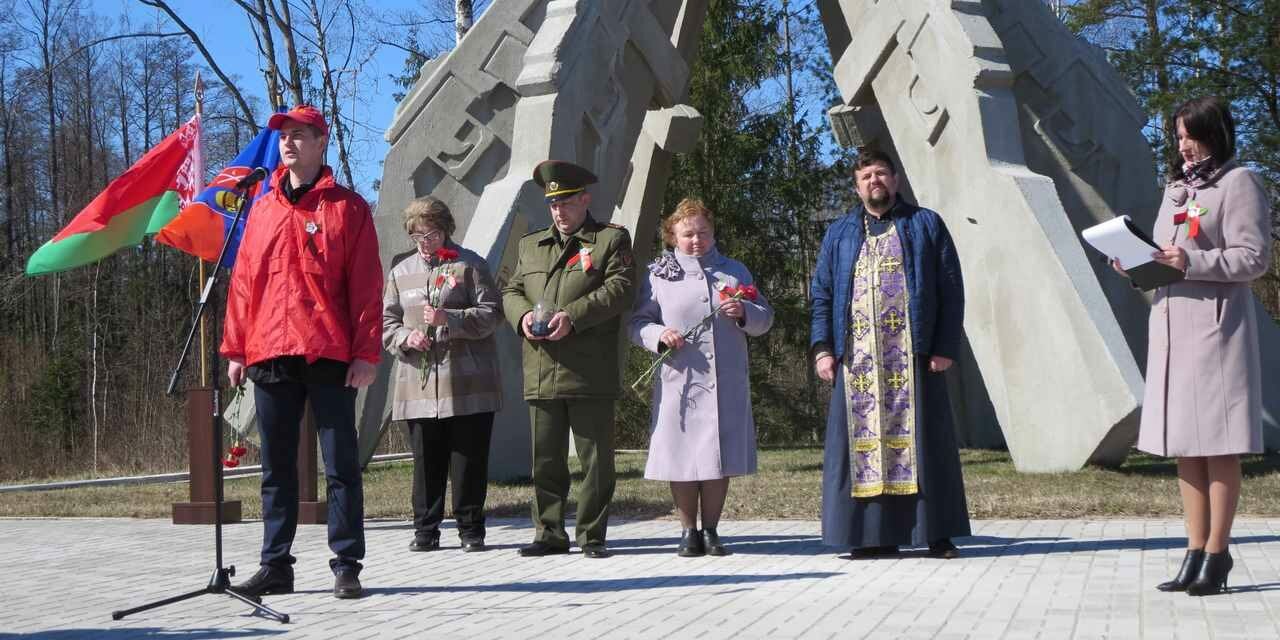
[254,381,365,573]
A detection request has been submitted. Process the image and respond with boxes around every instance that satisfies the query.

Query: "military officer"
[502,160,635,559]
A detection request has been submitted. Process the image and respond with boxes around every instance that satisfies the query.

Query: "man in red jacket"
[221,105,382,600]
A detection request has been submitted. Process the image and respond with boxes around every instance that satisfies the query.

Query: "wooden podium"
[172,388,241,524]
[172,388,326,525]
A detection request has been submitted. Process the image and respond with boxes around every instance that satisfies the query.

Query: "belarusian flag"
[25,115,203,276]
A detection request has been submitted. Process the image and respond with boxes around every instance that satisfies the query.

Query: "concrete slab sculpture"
[363,0,708,478]
[818,0,1280,470]
[817,0,1148,471]
[360,0,1275,478]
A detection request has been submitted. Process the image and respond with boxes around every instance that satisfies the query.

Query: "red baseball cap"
[268,104,329,136]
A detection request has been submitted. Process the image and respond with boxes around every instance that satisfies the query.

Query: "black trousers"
[254,380,364,573]
[407,412,494,541]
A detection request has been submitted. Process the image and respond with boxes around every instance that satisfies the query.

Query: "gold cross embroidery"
[851,314,871,336]
[878,254,902,274]
[851,372,874,393]
[886,370,908,390]
[883,309,904,332]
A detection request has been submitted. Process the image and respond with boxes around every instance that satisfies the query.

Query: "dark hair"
[853,148,897,176]
[1171,96,1236,180]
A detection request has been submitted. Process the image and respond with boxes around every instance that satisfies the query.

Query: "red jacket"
[220,166,383,368]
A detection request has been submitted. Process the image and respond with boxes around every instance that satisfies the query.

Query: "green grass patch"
[3,448,1280,520]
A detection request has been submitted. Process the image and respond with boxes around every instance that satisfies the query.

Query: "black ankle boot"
[1186,549,1233,596]
[703,527,730,556]
[678,528,705,557]
[1156,549,1205,592]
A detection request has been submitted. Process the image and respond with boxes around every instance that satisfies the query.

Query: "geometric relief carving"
[819,0,1148,472]
[903,14,949,146]
[424,76,498,180]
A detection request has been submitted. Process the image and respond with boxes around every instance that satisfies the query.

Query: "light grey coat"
[629,248,773,481]
[1137,162,1272,457]
[382,244,503,421]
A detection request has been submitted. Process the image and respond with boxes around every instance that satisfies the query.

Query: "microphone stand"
[112,169,288,624]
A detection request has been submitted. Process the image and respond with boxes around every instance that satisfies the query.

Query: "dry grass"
[3,448,1280,520]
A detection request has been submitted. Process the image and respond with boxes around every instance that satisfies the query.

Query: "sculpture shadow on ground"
[606,533,826,556]
[957,534,1280,559]
[7,629,286,639]
[357,571,842,598]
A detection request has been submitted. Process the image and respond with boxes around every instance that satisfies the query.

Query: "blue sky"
[111,0,454,196]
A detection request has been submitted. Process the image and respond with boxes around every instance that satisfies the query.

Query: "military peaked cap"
[533,160,598,201]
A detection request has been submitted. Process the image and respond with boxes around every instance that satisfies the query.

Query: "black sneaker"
[333,567,363,599]
[928,539,960,559]
[232,565,294,599]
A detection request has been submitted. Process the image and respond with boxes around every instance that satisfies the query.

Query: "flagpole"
[194,72,208,388]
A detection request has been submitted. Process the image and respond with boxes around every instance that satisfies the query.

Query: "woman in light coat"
[383,196,502,553]
[1117,97,1271,596]
[629,198,773,557]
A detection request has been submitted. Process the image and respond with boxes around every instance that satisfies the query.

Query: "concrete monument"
[357,0,1276,478]
[818,0,1280,469]
[364,0,708,478]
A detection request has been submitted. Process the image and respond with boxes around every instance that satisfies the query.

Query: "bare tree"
[455,0,473,44]
[262,0,304,106]
[137,0,258,131]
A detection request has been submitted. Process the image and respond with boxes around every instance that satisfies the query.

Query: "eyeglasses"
[409,230,444,243]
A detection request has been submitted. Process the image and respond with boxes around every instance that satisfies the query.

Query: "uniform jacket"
[1138,162,1271,456]
[629,248,773,481]
[501,215,635,399]
[810,200,964,361]
[221,166,383,367]
[382,242,503,420]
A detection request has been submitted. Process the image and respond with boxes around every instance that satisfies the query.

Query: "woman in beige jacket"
[1121,97,1272,596]
[383,197,502,553]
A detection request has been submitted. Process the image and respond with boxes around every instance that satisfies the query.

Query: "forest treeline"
[0,0,1275,481]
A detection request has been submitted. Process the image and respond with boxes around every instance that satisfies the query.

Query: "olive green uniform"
[502,215,635,548]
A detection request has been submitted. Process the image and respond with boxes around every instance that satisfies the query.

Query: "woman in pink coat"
[629,198,773,557]
[1119,97,1272,596]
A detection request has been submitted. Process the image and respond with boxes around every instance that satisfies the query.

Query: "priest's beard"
[867,192,893,210]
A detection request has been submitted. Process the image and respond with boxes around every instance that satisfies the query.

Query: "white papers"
[1080,215,1158,270]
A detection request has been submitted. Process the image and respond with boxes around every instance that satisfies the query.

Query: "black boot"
[1186,549,1233,596]
[1156,549,1204,592]
[703,528,730,556]
[678,528,705,557]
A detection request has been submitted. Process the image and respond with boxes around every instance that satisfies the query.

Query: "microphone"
[235,167,269,190]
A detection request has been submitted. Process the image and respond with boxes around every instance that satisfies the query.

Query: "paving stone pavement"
[3,517,1280,639]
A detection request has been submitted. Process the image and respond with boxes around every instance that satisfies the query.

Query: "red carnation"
[740,284,759,301]
[434,247,459,261]
[222,456,240,468]
[230,445,248,457]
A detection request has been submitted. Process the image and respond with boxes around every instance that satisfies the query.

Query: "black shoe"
[232,565,293,599]
[1186,549,1233,596]
[333,567,362,599]
[678,528,705,557]
[461,538,486,552]
[518,541,570,557]
[928,539,960,559]
[849,545,899,559]
[1156,549,1205,592]
[703,528,730,557]
[409,531,441,552]
[581,543,611,559]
